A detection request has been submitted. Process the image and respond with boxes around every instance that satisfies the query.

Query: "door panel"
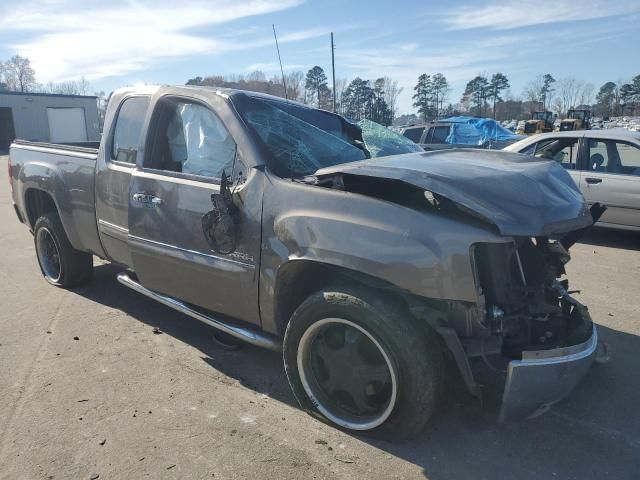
[128,169,262,324]
[127,95,262,325]
[580,139,640,228]
[579,173,640,226]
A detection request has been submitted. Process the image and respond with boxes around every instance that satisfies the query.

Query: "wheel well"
[273,260,410,335]
[25,189,58,229]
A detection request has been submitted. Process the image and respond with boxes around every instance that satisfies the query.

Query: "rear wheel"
[34,213,92,288]
[283,286,442,440]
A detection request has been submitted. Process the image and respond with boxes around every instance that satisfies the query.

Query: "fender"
[258,173,510,334]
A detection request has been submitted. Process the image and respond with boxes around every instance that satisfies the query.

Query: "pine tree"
[304,66,330,108]
[539,74,556,110]
[342,78,374,121]
[412,74,433,121]
[463,76,489,116]
[596,82,617,117]
[431,74,449,119]
[488,73,510,118]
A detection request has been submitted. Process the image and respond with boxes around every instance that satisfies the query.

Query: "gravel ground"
[1,155,639,479]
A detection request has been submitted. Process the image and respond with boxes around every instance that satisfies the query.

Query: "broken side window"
[357,119,423,158]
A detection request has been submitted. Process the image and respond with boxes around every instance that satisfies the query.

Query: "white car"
[504,130,640,231]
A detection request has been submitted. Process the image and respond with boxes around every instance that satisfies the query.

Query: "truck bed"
[11,139,100,154]
[9,139,104,257]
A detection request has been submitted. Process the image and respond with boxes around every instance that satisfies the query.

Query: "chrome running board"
[117,272,282,351]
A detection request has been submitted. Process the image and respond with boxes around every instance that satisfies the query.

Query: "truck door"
[127,95,263,326]
[95,94,151,267]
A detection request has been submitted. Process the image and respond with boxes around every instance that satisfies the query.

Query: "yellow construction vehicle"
[559,109,591,131]
[523,111,554,135]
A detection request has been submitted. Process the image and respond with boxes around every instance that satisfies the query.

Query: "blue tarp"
[441,116,521,146]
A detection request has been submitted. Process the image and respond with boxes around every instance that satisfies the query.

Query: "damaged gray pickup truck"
[9,85,603,440]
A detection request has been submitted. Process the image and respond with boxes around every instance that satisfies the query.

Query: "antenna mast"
[331,32,336,113]
[272,24,288,100]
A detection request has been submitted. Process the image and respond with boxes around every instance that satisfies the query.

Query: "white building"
[0,91,100,150]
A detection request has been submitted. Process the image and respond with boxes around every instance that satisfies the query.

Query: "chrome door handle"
[132,193,163,206]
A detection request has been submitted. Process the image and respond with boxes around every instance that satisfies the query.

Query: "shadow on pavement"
[71,263,640,480]
[579,226,640,251]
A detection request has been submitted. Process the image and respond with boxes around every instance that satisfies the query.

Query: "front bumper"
[499,323,598,421]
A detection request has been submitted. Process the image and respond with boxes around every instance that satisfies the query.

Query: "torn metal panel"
[315,149,593,237]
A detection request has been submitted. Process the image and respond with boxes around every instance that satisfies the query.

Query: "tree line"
[3,53,640,124]
[466,72,640,121]
[594,77,640,118]
[186,66,402,126]
[187,66,640,124]
[0,55,94,96]
[412,71,640,122]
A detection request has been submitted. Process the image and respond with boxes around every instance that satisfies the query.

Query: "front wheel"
[283,286,442,440]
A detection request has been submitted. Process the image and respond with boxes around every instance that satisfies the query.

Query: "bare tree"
[185,71,309,102]
[2,55,36,92]
[95,91,109,131]
[382,77,403,121]
[247,70,267,83]
[43,77,93,95]
[522,76,544,106]
[578,82,595,107]
[521,74,556,112]
[557,77,579,115]
[77,77,91,95]
[285,71,304,102]
[334,78,348,115]
[555,77,594,115]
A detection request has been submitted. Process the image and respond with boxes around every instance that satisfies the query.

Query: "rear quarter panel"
[10,144,105,256]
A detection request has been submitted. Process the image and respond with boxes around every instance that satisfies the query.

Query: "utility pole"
[331,32,336,113]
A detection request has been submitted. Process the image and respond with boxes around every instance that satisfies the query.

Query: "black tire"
[33,213,93,288]
[283,285,442,441]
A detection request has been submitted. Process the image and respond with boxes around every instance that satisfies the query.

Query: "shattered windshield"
[234,94,366,178]
[357,119,423,158]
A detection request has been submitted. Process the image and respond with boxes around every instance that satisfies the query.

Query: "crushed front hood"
[315,149,593,236]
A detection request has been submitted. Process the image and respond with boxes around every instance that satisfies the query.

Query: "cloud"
[440,0,640,30]
[0,0,304,82]
[0,0,303,32]
[398,43,419,52]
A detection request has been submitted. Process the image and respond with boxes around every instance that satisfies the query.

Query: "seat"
[589,153,605,172]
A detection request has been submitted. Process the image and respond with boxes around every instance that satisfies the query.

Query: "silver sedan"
[504,130,640,231]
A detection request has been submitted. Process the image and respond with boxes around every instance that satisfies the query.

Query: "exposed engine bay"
[472,238,592,359]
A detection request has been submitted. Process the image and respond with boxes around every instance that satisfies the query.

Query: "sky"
[1,0,639,114]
